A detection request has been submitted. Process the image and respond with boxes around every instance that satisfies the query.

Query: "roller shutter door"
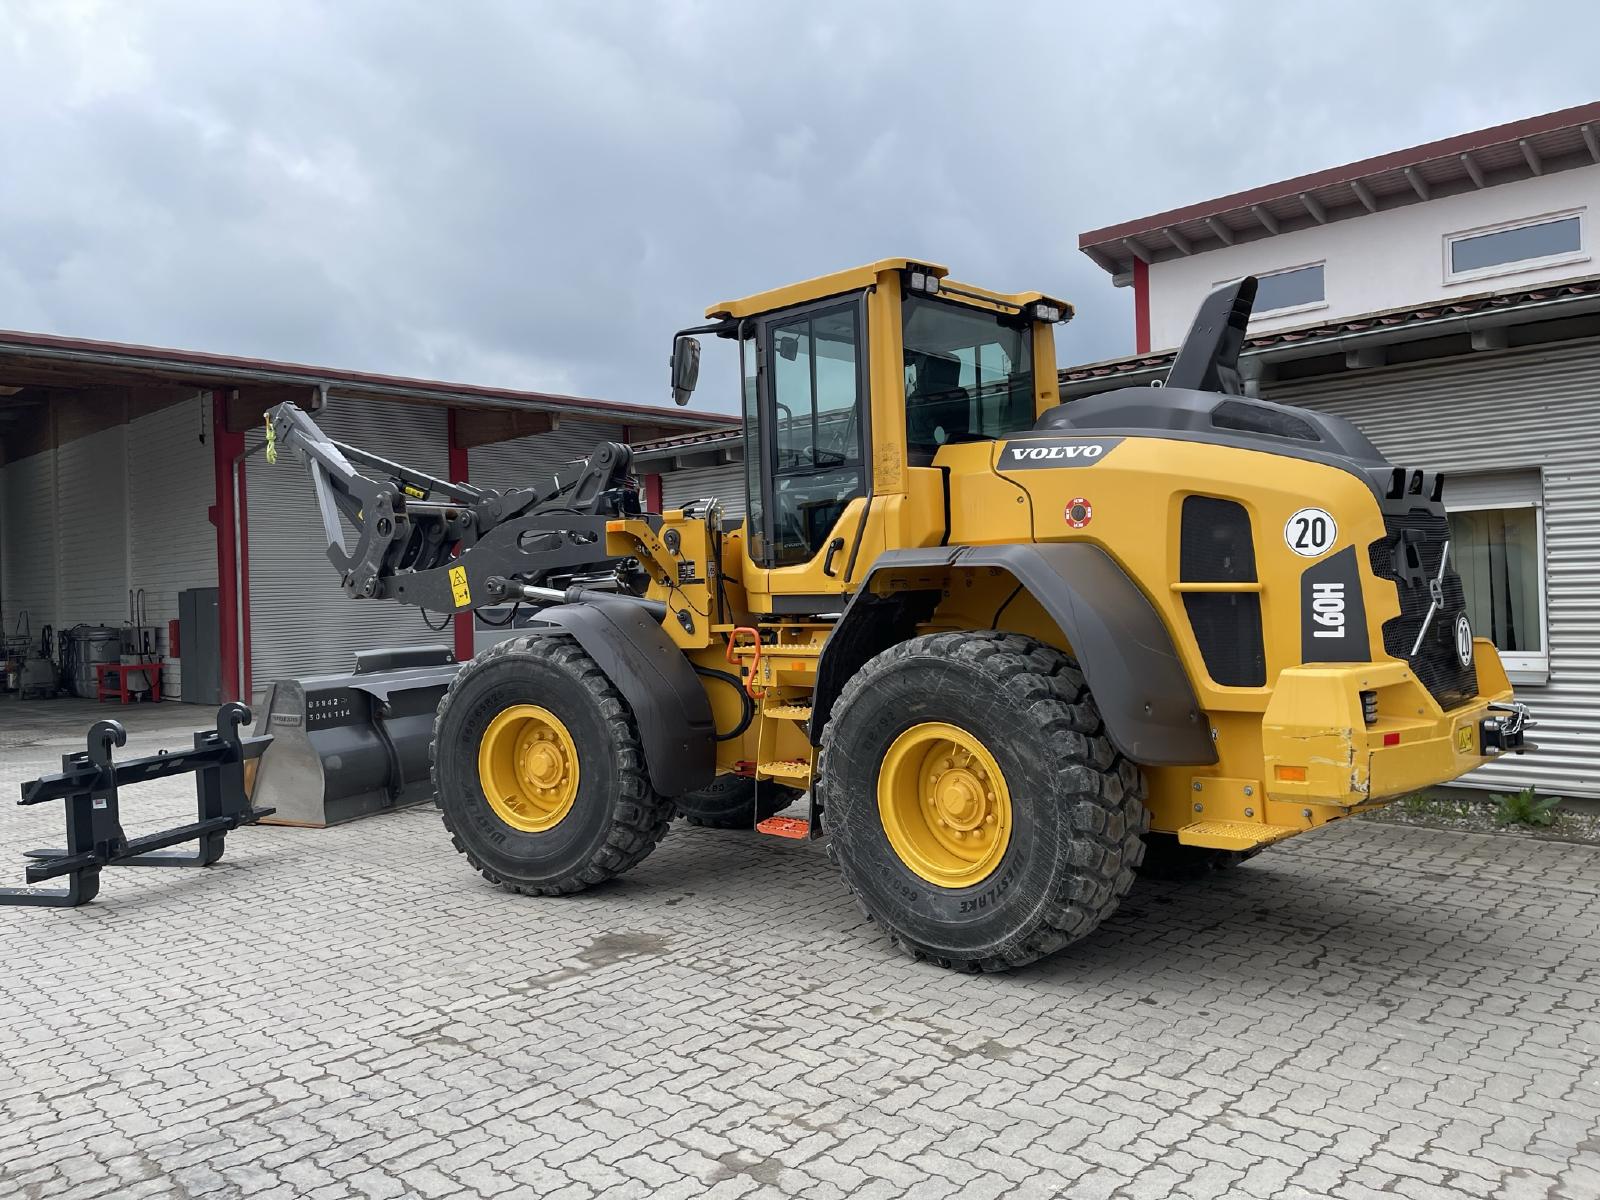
[0,452,59,635]
[127,396,217,699]
[247,399,452,685]
[660,460,746,518]
[55,426,128,629]
[1269,337,1600,796]
[468,417,622,493]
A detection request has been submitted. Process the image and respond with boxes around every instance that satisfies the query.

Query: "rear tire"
[676,775,799,829]
[431,633,673,895]
[1137,834,1262,880]
[818,631,1149,972]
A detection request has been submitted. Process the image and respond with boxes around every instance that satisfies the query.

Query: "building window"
[1446,470,1547,684]
[1445,211,1585,284]
[1220,264,1326,319]
[1253,263,1325,314]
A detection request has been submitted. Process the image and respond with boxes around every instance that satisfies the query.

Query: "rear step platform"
[756,816,810,839]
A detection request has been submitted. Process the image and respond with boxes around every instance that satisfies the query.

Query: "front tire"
[818,631,1148,972]
[431,633,673,894]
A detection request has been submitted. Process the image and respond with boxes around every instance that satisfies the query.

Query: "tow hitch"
[1481,701,1532,755]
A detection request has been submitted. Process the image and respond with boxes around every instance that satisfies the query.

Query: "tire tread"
[819,630,1150,972]
[430,633,673,895]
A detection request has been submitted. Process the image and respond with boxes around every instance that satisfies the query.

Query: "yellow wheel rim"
[477,704,580,832]
[878,721,1012,888]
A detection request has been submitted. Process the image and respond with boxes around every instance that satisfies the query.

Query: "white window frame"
[1445,482,1549,686]
[1443,208,1588,287]
[1216,261,1328,321]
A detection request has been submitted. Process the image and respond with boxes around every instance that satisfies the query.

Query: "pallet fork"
[1,702,274,907]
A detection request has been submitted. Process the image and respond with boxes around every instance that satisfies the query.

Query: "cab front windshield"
[902,294,1034,459]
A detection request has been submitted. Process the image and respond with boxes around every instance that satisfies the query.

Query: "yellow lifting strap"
[264,415,277,465]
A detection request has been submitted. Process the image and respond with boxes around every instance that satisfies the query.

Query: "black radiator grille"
[1368,508,1479,710]
[1181,496,1265,687]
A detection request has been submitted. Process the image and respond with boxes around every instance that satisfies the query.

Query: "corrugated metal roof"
[635,423,743,459]
[1080,102,1600,279]
[0,326,737,430]
[1061,275,1600,386]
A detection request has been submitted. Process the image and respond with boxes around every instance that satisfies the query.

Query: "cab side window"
[765,304,865,566]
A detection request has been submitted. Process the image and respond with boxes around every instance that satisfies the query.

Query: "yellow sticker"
[1455,725,1475,755]
[449,565,472,608]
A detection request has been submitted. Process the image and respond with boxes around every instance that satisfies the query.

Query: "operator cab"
[669,259,1071,601]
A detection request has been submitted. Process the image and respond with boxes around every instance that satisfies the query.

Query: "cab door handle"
[822,537,846,577]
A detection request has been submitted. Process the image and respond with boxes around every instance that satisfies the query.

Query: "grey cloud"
[2,1,1597,414]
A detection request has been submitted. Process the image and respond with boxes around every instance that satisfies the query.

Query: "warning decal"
[449,564,472,608]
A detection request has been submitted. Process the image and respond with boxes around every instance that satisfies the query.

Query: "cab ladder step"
[756,759,811,782]
[763,703,813,721]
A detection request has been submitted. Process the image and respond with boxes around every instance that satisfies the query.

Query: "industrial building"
[0,333,731,706]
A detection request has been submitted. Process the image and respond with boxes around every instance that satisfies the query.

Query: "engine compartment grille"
[1181,496,1265,688]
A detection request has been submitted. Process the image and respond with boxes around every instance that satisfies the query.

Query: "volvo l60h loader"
[266,259,1529,971]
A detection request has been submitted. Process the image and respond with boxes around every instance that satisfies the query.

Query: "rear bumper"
[1260,639,1525,809]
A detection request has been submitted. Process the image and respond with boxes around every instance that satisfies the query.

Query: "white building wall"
[1147,165,1600,350]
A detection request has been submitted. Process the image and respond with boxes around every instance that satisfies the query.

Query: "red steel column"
[237,462,252,700]
[447,408,474,663]
[209,392,245,702]
[1132,258,1151,355]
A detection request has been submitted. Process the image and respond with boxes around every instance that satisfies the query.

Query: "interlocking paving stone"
[2,702,1599,1198]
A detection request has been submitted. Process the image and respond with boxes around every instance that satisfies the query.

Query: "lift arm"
[264,401,643,614]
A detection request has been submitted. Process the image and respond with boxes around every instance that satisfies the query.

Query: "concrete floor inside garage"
[1,697,1599,1198]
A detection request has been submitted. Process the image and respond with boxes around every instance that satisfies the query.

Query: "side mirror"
[671,336,701,406]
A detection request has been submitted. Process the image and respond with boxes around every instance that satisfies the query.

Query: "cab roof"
[706,258,1073,321]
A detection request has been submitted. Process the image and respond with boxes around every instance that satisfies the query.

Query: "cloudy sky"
[2,1,1597,415]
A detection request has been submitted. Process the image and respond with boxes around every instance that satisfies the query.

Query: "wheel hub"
[879,722,1012,887]
[478,704,580,832]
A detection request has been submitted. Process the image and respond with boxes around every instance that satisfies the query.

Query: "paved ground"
[2,701,1599,1199]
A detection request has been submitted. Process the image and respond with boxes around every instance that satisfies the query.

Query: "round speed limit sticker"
[1284,507,1337,557]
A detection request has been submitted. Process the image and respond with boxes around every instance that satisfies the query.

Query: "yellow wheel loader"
[266,259,1529,971]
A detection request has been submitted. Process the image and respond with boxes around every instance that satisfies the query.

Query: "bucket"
[248,645,461,827]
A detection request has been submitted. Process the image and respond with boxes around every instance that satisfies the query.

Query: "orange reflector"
[1383,732,1401,747]
[1274,765,1308,782]
[756,816,810,840]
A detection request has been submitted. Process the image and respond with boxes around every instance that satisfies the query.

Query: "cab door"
[743,294,871,604]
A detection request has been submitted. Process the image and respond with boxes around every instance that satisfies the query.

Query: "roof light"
[904,267,941,295]
[1032,302,1063,323]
